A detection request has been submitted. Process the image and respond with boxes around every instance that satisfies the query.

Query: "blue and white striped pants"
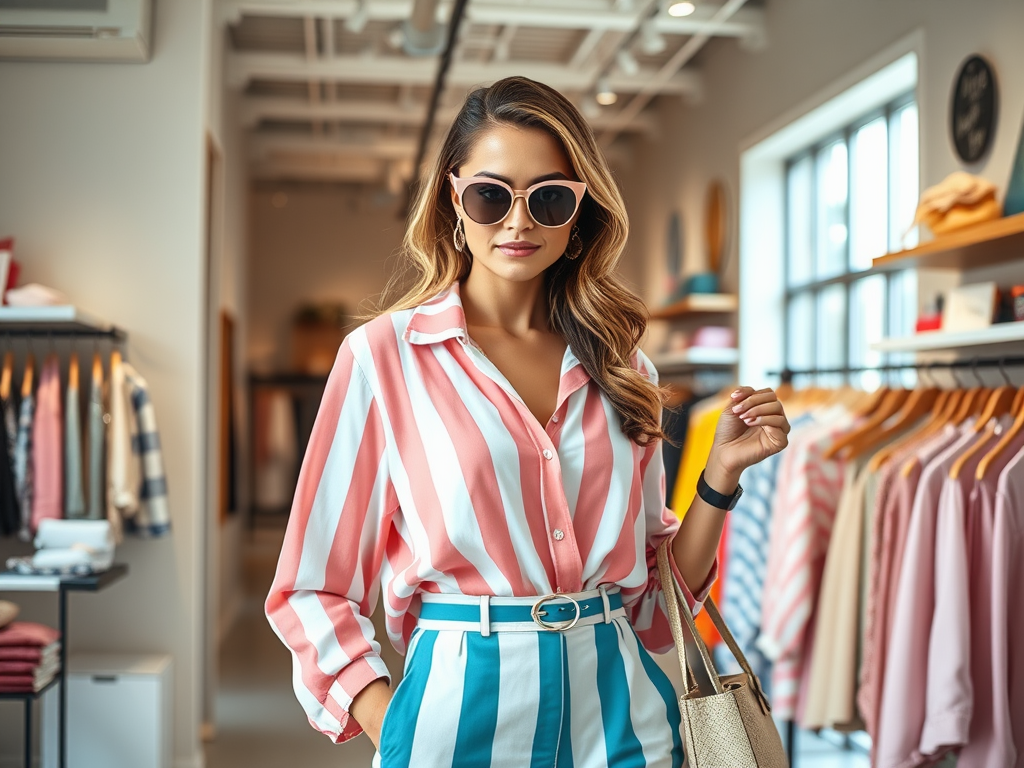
[371,585,685,768]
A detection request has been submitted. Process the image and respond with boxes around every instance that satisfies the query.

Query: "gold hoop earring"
[564,224,583,260]
[453,217,466,252]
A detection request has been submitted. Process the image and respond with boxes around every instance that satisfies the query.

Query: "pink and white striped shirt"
[757,411,852,719]
[265,280,716,744]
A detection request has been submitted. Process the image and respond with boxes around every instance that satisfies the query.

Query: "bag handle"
[657,539,723,696]
[656,538,772,714]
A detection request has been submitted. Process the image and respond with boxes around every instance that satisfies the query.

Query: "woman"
[265,76,790,768]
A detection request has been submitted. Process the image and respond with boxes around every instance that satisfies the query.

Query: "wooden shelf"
[650,348,739,369]
[650,294,738,320]
[871,321,1024,352]
[872,212,1024,271]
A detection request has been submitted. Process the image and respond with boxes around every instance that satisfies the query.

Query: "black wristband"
[696,468,743,511]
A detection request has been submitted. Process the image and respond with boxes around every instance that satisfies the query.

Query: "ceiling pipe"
[402,0,470,215]
[402,0,445,56]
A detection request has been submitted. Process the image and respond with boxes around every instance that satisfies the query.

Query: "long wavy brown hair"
[361,76,670,446]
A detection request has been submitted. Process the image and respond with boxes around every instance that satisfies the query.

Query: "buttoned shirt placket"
[457,332,591,594]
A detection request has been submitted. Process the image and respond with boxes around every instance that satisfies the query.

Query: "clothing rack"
[766,353,1024,766]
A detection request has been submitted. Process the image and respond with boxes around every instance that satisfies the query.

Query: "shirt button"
[553,528,565,541]
[542,449,553,460]
[551,415,560,423]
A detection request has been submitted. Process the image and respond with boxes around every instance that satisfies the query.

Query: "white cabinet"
[44,654,172,768]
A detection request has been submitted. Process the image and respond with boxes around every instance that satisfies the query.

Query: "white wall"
[626,0,1024,380]
[0,1,213,765]
[247,186,406,370]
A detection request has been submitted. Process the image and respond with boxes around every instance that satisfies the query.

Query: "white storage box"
[43,653,173,768]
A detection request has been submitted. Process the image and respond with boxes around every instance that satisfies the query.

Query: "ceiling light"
[639,18,666,55]
[344,0,369,34]
[668,2,696,17]
[615,49,639,77]
[595,77,618,106]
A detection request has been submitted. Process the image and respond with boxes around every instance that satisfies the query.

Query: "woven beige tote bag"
[656,539,789,768]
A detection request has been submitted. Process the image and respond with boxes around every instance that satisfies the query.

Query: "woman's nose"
[505,194,534,230]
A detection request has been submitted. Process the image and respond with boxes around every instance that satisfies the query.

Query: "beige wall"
[247,186,406,370]
[0,1,217,765]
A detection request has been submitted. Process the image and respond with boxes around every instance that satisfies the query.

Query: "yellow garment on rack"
[673,401,721,514]
[672,396,727,646]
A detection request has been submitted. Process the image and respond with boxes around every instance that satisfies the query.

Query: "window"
[784,94,918,390]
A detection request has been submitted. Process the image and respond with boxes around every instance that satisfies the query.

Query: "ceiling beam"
[251,134,420,162]
[227,52,701,95]
[222,0,764,39]
[239,96,657,133]
[599,0,750,143]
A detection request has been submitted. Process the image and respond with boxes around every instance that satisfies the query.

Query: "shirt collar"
[403,280,586,381]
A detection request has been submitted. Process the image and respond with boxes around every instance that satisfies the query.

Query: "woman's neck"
[460,267,551,337]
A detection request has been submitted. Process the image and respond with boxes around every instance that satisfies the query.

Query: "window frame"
[782,91,918,387]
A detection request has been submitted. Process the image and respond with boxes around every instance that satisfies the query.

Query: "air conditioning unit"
[0,0,152,63]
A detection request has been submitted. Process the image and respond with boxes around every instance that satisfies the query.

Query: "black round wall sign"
[950,55,998,164]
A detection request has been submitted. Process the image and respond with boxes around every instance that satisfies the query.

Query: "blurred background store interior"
[1,0,1024,766]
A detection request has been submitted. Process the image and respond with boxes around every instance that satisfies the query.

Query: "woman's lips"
[497,242,540,257]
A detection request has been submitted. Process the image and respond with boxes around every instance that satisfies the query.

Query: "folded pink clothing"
[0,674,34,686]
[0,622,60,648]
[0,660,38,674]
[0,642,60,662]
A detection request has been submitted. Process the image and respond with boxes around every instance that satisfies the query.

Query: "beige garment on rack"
[106,353,139,543]
[802,419,925,731]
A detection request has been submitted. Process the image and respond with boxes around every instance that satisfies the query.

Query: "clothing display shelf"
[650,293,739,320]
[0,305,126,341]
[0,565,129,768]
[871,321,1024,352]
[650,347,740,370]
[872,210,1024,272]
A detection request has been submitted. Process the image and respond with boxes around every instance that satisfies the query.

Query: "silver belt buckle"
[531,593,581,631]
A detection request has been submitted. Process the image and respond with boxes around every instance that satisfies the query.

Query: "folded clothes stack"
[0,620,61,693]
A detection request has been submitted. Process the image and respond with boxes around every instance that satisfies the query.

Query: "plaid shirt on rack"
[121,362,170,537]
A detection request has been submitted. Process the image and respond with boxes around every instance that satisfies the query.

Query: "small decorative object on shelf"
[1012,285,1024,322]
[943,282,999,333]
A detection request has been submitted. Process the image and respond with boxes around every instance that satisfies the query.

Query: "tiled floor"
[204,527,870,767]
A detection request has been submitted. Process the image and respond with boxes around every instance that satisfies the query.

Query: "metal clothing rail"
[770,354,1024,384]
[0,327,127,342]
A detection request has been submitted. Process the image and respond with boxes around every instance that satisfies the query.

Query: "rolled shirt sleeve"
[265,337,398,743]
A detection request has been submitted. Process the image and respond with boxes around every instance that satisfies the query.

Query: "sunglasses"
[449,172,588,228]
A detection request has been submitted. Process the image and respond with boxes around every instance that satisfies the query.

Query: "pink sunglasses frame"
[449,172,588,228]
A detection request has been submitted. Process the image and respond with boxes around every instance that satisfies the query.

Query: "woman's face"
[450,122,581,284]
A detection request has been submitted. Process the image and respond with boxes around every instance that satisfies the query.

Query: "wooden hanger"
[0,351,12,401]
[867,389,951,473]
[974,374,1024,480]
[850,385,889,419]
[823,388,909,460]
[950,416,1001,479]
[846,387,940,461]
[973,386,1017,430]
[92,351,103,386]
[861,387,943,469]
[21,353,34,398]
[69,351,79,392]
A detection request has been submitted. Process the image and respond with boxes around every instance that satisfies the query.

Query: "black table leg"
[24,696,32,768]
[58,587,68,768]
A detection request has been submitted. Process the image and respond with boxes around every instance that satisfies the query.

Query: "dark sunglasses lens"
[528,185,577,226]
[462,183,512,225]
